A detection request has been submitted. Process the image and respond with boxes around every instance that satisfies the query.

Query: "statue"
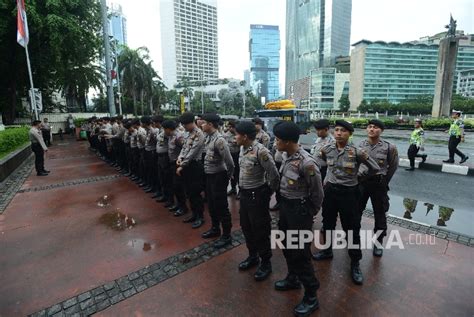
[445,14,457,38]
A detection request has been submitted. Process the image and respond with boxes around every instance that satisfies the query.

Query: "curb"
[398,157,473,176]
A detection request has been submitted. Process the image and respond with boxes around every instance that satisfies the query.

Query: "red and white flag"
[17,0,29,47]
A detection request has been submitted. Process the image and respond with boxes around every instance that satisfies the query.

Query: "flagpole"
[24,43,38,120]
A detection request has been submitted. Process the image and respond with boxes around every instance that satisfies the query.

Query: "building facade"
[310,68,349,111]
[109,3,127,45]
[249,24,280,103]
[285,0,352,102]
[349,37,474,109]
[457,69,474,98]
[160,0,218,88]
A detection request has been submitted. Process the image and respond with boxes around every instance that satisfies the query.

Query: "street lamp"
[109,38,123,115]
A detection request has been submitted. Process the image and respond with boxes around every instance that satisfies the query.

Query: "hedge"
[321,118,473,130]
[0,126,30,158]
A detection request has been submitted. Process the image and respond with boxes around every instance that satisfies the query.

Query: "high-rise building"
[249,25,280,103]
[285,0,352,104]
[243,70,251,90]
[310,68,349,111]
[160,0,218,88]
[349,34,474,109]
[456,69,474,98]
[109,3,127,45]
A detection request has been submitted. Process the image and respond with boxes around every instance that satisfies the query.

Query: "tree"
[0,0,103,123]
[338,94,350,112]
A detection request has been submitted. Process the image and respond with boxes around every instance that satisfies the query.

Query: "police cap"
[273,121,301,143]
[368,119,385,130]
[179,112,195,124]
[335,120,354,132]
[202,113,220,123]
[162,120,177,130]
[313,119,330,129]
[235,121,257,139]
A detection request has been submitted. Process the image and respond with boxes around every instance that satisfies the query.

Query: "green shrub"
[0,126,30,158]
[422,118,452,129]
[73,118,88,128]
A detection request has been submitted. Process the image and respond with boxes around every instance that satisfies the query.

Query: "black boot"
[169,205,180,212]
[174,209,187,217]
[293,295,319,317]
[164,201,174,208]
[312,248,333,261]
[421,154,427,163]
[213,235,231,248]
[254,260,272,281]
[183,215,196,223]
[373,237,384,257]
[274,275,302,291]
[227,188,237,196]
[201,227,221,239]
[443,159,454,163]
[351,261,363,285]
[405,167,415,171]
[191,217,204,229]
[238,256,260,271]
[460,156,469,164]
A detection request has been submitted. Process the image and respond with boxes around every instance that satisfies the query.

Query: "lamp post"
[100,0,116,116]
[110,38,123,115]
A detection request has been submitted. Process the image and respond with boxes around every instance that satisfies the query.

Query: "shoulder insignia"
[261,152,269,161]
[307,164,316,176]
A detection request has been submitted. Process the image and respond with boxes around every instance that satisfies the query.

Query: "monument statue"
[432,15,461,118]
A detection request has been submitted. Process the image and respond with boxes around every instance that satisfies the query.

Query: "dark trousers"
[138,148,146,181]
[274,161,282,204]
[320,166,327,183]
[41,130,50,146]
[358,177,389,238]
[170,161,188,211]
[144,150,155,187]
[124,145,131,172]
[131,147,140,176]
[157,153,173,200]
[86,131,92,147]
[31,143,45,174]
[448,136,465,160]
[279,197,319,296]
[407,144,425,168]
[91,135,99,150]
[182,160,204,219]
[240,185,272,261]
[206,171,232,235]
[322,183,362,262]
[230,152,240,189]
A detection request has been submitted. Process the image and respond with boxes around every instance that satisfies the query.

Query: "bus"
[254,108,312,136]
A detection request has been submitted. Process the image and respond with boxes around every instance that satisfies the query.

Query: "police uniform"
[178,112,206,228]
[40,120,51,146]
[253,118,271,148]
[136,123,147,185]
[122,124,132,175]
[273,121,323,316]
[311,119,334,182]
[407,119,427,170]
[357,120,399,255]
[29,124,48,175]
[156,126,173,201]
[236,121,279,280]
[129,121,140,179]
[224,122,240,194]
[164,120,188,216]
[314,120,380,285]
[445,111,468,164]
[201,114,235,247]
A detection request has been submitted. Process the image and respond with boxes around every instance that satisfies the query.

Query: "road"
[383,168,473,237]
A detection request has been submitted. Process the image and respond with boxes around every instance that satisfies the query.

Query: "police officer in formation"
[357,119,399,256]
[224,120,240,196]
[273,121,324,316]
[86,114,408,316]
[235,121,279,281]
[310,119,334,181]
[200,113,235,248]
[313,120,380,285]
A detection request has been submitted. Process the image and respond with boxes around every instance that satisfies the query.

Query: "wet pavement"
[0,136,473,316]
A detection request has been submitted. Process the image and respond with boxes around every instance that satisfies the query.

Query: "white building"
[160,0,218,88]
[457,69,474,98]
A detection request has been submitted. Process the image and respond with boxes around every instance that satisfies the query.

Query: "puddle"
[385,195,474,237]
[127,239,155,251]
[97,195,112,208]
[99,209,136,230]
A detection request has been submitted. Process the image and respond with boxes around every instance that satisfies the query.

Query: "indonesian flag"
[17,0,29,47]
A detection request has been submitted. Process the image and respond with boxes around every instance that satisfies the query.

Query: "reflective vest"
[448,119,463,137]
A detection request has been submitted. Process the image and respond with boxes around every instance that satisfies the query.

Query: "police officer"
[151,116,164,199]
[253,117,270,148]
[406,118,427,171]
[273,121,324,317]
[30,120,49,176]
[156,116,174,204]
[201,113,235,248]
[177,112,206,228]
[163,119,188,217]
[313,120,380,285]
[269,137,284,211]
[128,119,141,183]
[40,118,52,146]
[122,121,132,176]
[357,119,399,256]
[224,120,240,196]
[235,121,279,281]
[311,119,334,182]
[136,117,149,188]
[443,110,468,164]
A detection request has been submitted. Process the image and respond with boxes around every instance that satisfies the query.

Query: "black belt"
[280,196,309,205]
[326,182,358,190]
[240,184,268,195]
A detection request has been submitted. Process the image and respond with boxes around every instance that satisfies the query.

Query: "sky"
[113,0,473,90]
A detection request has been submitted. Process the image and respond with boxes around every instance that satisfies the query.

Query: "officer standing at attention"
[224,120,240,196]
[40,118,52,146]
[313,120,380,285]
[253,117,271,148]
[357,119,399,256]
[310,119,334,182]
[269,136,284,211]
[177,112,206,229]
[236,121,279,281]
[273,121,324,317]
[443,110,468,164]
[406,118,427,171]
[201,113,235,248]
[30,120,50,176]
[163,119,188,217]
[156,116,173,205]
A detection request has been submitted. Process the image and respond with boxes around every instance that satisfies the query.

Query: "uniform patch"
[261,153,269,161]
[288,179,295,185]
[307,165,316,176]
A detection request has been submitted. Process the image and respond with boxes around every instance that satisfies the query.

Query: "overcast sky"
[113,0,473,90]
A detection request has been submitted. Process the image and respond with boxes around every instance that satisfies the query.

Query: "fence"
[13,113,110,134]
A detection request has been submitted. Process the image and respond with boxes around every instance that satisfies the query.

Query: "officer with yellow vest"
[443,110,468,164]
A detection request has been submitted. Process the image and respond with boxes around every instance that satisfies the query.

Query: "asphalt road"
[384,168,474,237]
